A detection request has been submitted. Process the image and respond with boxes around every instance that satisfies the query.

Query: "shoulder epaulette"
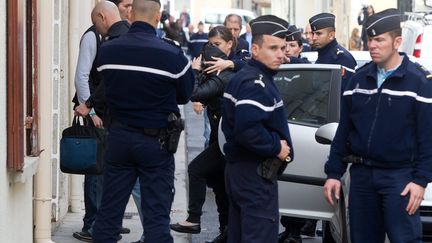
[162,37,181,48]
[414,62,432,80]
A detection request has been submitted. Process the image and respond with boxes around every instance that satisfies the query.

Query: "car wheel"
[322,192,349,243]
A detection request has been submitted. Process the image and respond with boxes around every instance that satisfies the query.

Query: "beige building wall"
[190,0,232,26]
[272,0,397,48]
[0,0,35,241]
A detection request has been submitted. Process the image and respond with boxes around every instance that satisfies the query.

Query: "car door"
[275,64,342,221]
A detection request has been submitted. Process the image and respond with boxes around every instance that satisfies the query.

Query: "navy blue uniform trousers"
[92,124,175,243]
[225,160,279,243]
[349,164,422,243]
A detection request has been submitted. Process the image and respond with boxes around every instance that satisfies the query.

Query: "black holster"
[257,157,287,182]
[164,113,185,153]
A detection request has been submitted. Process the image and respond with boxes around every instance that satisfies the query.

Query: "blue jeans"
[92,124,175,243]
[132,178,145,241]
[83,174,103,232]
[349,164,422,243]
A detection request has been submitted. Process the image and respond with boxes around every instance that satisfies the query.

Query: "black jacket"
[190,44,234,143]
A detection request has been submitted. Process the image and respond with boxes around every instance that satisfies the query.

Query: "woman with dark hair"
[170,26,237,243]
[358,5,375,51]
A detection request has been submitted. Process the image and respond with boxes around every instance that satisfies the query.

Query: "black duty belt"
[342,155,414,169]
[112,120,166,137]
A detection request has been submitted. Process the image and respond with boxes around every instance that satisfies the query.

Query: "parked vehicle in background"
[401,12,432,63]
[200,8,255,34]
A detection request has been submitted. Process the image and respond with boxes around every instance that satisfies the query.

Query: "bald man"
[91,0,194,242]
[72,1,131,242]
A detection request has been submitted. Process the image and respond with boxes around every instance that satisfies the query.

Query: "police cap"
[309,13,335,31]
[250,15,289,39]
[365,8,400,37]
[286,25,302,41]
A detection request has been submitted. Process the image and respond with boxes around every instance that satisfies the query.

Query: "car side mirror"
[315,123,338,145]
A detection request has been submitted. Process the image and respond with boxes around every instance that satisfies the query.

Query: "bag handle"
[72,116,90,127]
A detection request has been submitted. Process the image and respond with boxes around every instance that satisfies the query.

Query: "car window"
[205,14,220,24]
[274,70,331,127]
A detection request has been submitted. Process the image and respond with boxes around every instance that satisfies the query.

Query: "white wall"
[0,0,35,241]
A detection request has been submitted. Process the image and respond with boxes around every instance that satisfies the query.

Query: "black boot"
[205,227,228,243]
[278,230,290,243]
[300,219,317,237]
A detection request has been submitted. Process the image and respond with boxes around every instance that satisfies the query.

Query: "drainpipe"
[34,0,55,242]
[67,0,95,213]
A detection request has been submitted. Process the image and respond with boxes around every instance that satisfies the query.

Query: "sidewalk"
[52,106,190,243]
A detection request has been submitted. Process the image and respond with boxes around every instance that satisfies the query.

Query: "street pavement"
[52,103,322,243]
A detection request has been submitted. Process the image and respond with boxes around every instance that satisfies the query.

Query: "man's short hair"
[224,14,242,27]
[252,35,264,47]
[108,0,122,6]
[388,28,402,39]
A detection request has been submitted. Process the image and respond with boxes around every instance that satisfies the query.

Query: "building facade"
[1,0,96,242]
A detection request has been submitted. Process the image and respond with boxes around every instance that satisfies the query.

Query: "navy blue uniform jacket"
[316,39,357,90]
[96,22,194,129]
[222,59,293,163]
[325,54,432,187]
[188,32,208,58]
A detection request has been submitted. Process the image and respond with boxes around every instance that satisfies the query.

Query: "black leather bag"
[60,116,106,174]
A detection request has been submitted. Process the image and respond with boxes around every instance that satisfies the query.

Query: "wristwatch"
[85,98,93,109]
[284,156,292,163]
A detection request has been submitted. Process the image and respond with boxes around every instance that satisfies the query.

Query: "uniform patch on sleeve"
[254,74,265,87]
[336,48,344,55]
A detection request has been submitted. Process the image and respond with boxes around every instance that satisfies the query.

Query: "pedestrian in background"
[302,23,315,52]
[357,4,375,50]
[222,15,293,243]
[324,8,432,243]
[91,0,194,242]
[188,21,208,59]
[349,27,361,51]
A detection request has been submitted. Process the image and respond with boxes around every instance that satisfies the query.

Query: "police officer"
[324,8,432,243]
[188,21,208,58]
[222,15,293,243]
[91,0,194,242]
[284,25,310,64]
[309,13,357,90]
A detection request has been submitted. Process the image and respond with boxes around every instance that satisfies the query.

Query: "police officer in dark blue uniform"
[91,0,194,242]
[222,15,294,243]
[324,8,432,243]
[188,21,208,58]
[309,13,357,90]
